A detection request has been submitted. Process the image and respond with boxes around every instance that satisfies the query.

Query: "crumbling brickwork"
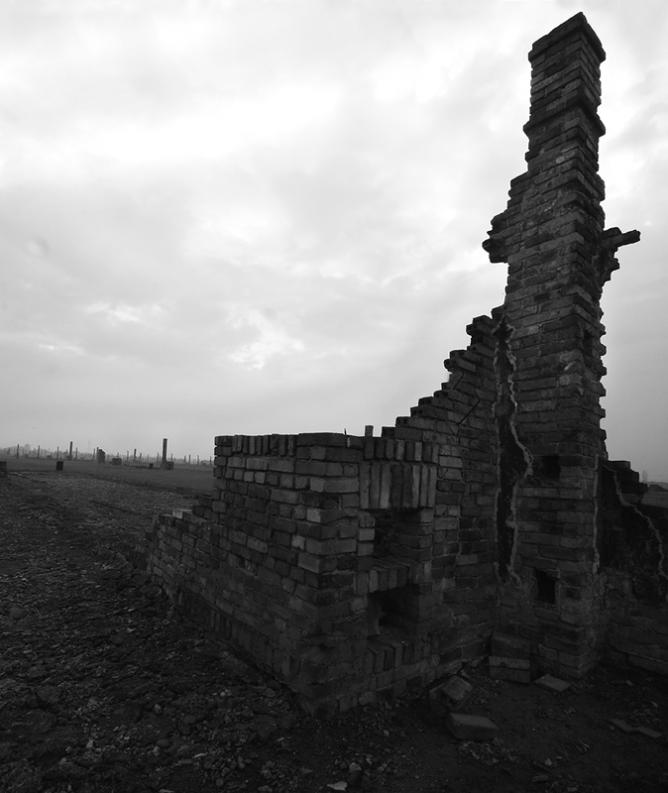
[144,13,668,712]
[483,12,640,677]
[597,462,668,674]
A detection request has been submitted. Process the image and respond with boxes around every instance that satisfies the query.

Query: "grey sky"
[1,0,667,477]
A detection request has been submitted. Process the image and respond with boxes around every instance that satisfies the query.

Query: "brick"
[296,460,326,477]
[490,665,532,684]
[322,477,359,494]
[535,674,571,692]
[338,521,358,539]
[635,725,662,740]
[271,489,299,505]
[491,633,531,657]
[379,465,391,508]
[430,675,473,707]
[297,552,322,573]
[305,508,347,524]
[296,432,349,447]
[446,713,499,741]
[489,656,532,684]
[609,718,635,734]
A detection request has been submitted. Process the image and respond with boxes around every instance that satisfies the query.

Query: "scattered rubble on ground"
[1,471,668,792]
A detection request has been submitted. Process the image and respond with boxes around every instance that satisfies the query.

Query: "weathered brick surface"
[446,712,499,741]
[144,13,667,713]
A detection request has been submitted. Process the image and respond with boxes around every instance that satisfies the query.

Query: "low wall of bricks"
[145,296,501,714]
[146,423,498,713]
[597,471,668,676]
[606,603,668,676]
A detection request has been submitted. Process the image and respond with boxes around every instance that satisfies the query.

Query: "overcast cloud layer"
[1,0,667,477]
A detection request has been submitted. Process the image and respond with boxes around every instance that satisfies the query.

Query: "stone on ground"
[429,675,473,707]
[535,674,571,693]
[447,713,499,741]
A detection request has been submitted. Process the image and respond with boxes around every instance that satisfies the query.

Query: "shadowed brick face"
[143,13,668,713]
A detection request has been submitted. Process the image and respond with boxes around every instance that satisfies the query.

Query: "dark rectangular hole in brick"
[541,454,561,479]
[367,587,417,637]
[534,568,557,604]
[370,509,419,557]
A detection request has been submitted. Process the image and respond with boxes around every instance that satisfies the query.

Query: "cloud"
[225,305,305,370]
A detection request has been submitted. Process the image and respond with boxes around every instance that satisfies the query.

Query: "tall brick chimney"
[485,13,639,676]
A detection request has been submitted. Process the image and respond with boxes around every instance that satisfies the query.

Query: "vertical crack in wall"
[493,318,532,581]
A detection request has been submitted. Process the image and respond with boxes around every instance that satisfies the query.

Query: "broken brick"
[447,713,499,741]
[535,674,571,693]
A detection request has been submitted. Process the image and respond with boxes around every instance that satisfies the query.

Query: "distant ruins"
[144,14,668,713]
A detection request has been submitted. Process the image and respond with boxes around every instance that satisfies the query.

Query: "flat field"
[2,456,214,495]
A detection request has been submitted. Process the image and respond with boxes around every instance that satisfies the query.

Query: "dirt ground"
[1,467,667,793]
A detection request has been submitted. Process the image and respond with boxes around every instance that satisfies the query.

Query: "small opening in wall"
[540,455,561,480]
[370,509,419,557]
[367,587,416,637]
[534,568,557,604]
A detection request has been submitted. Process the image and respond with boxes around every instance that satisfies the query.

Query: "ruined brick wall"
[144,13,668,712]
[383,311,500,663]
[483,13,642,677]
[597,463,668,674]
[146,313,500,713]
